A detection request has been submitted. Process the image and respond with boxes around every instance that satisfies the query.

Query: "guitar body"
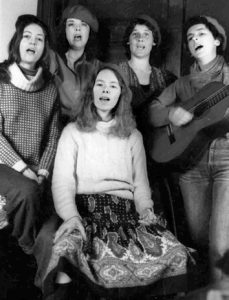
[148,82,229,165]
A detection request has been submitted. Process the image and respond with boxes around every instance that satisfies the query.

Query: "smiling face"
[65,18,90,51]
[187,23,220,64]
[19,23,45,70]
[93,69,121,121]
[129,24,155,59]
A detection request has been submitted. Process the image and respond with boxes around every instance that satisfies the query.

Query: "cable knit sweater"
[0,62,60,177]
[52,121,153,221]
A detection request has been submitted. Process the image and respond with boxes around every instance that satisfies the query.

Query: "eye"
[67,22,74,27]
[23,34,30,39]
[81,22,88,27]
[110,84,118,89]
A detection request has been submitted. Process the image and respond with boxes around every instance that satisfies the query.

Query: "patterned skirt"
[43,194,190,296]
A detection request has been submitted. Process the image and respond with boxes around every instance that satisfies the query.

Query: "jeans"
[0,164,41,253]
[179,137,229,281]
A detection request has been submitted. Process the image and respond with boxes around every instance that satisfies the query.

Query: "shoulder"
[129,128,143,145]
[0,61,10,83]
[151,66,177,84]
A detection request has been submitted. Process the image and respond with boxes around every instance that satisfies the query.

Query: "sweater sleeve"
[38,92,60,178]
[0,110,26,171]
[52,124,80,221]
[131,130,153,214]
[147,81,178,127]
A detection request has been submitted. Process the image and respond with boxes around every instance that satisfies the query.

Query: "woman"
[148,15,229,281]
[118,14,176,131]
[0,14,60,254]
[41,64,190,300]
[49,4,100,123]
[118,14,177,231]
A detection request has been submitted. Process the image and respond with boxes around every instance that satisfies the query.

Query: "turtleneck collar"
[96,119,116,133]
[8,63,44,92]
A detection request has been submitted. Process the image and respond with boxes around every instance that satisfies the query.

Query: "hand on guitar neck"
[168,106,194,127]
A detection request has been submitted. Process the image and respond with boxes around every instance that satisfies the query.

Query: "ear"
[215,39,220,47]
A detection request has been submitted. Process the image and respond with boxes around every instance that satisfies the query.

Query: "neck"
[97,110,112,122]
[197,54,217,70]
[19,62,36,71]
[67,48,85,62]
[129,56,151,71]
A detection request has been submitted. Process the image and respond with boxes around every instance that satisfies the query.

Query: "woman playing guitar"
[148,15,229,283]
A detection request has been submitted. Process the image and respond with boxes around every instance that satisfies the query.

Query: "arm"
[0,110,27,172]
[38,93,61,179]
[52,124,80,221]
[131,130,153,215]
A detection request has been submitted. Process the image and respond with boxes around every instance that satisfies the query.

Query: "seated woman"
[39,64,191,300]
[49,4,100,123]
[0,14,60,254]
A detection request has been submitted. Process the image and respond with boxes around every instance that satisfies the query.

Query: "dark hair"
[75,64,136,138]
[8,14,51,69]
[55,18,99,61]
[184,16,224,54]
[123,18,160,63]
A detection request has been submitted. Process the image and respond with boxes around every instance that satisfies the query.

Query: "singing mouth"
[195,45,203,51]
[26,48,36,54]
[74,34,82,41]
[99,97,110,101]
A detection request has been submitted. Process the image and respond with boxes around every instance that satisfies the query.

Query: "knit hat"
[204,15,227,51]
[62,5,99,33]
[135,14,161,46]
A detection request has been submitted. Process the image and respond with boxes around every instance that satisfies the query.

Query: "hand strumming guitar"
[168,106,193,126]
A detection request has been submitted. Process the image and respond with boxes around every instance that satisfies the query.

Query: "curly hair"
[8,14,51,70]
[184,16,225,55]
[75,64,136,138]
[123,18,160,64]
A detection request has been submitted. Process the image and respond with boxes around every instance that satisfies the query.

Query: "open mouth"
[137,44,145,50]
[99,97,110,102]
[26,49,35,54]
[195,45,203,51]
[74,34,82,41]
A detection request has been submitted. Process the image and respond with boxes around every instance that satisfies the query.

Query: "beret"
[204,15,227,50]
[62,5,99,33]
[136,14,161,46]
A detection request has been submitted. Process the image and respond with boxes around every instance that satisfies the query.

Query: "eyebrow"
[187,26,206,37]
[96,79,119,84]
[23,30,44,37]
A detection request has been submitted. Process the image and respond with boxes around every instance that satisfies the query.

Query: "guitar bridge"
[167,124,176,144]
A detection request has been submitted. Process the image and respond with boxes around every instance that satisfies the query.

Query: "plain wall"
[0,0,38,62]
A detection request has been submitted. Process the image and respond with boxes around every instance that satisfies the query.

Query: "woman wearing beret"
[49,4,100,123]
[148,15,229,282]
[118,15,177,230]
[118,14,176,132]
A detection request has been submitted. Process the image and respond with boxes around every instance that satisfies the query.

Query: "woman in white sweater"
[42,64,190,300]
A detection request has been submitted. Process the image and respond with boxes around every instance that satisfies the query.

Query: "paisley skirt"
[43,194,190,297]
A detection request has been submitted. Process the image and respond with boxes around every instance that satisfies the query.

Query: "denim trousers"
[0,164,41,253]
[179,137,229,281]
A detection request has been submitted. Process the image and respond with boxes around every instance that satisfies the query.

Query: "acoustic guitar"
[148,81,229,167]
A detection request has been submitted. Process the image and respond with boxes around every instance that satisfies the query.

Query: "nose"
[30,38,36,45]
[102,85,109,93]
[74,24,81,31]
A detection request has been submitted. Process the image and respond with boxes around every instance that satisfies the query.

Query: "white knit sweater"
[52,121,153,221]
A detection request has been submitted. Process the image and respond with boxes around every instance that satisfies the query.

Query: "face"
[19,23,45,70]
[129,24,155,59]
[93,69,121,120]
[187,23,220,62]
[65,18,90,51]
